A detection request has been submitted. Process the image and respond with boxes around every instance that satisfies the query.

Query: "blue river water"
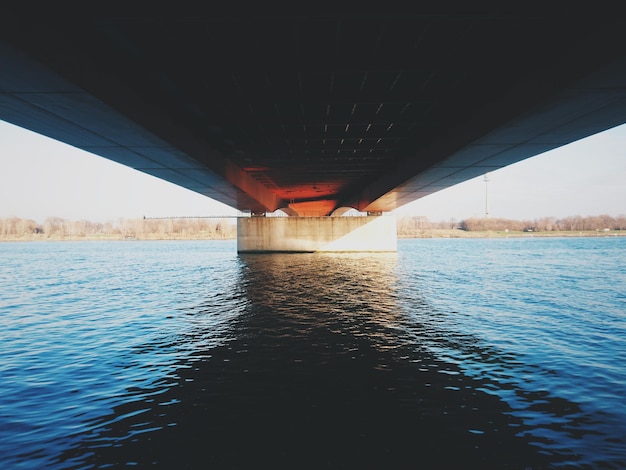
[0,237,624,469]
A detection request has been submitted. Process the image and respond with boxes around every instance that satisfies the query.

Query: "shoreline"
[2,229,625,242]
[0,235,236,242]
[398,229,626,239]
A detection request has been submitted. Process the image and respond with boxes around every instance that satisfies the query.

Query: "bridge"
[2,10,626,251]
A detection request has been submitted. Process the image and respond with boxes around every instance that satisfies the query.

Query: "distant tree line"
[0,216,236,240]
[2,213,626,240]
[398,214,626,237]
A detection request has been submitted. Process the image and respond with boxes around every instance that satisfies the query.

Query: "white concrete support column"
[237,215,397,253]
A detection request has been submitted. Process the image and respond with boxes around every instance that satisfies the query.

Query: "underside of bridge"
[2,10,626,224]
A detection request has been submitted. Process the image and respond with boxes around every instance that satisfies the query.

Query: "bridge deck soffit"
[2,12,626,215]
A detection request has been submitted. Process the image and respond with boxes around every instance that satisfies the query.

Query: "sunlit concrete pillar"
[237,215,397,253]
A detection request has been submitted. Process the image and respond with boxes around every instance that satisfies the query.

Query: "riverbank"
[399,229,626,238]
[2,229,625,242]
[0,234,236,242]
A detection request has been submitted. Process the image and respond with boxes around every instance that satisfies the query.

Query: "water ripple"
[0,239,624,468]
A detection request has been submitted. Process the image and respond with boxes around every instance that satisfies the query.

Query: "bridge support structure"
[237,215,397,253]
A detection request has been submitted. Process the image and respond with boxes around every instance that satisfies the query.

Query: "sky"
[1,118,625,224]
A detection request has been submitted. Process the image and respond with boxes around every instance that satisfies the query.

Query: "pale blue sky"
[1,118,625,224]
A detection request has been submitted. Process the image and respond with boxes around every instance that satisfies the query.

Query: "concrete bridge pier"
[237,215,397,253]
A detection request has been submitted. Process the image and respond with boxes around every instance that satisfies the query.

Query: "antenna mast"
[483,173,490,218]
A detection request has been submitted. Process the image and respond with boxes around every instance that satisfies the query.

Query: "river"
[1,237,624,468]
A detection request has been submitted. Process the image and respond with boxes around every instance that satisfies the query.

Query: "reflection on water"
[55,252,583,468]
[2,240,624,469]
